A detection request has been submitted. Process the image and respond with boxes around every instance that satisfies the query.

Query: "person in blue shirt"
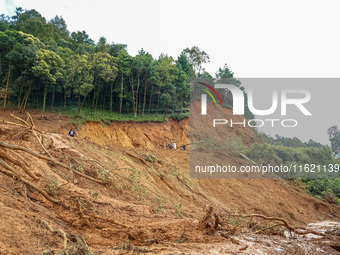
[69,129,75,137]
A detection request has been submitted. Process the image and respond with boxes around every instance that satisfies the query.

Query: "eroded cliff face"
[79,118,190,150]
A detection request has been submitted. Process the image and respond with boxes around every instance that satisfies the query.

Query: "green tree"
[216,63,234,79]
[109,43,127,57]
[18,32,44,112]
[0,30,25,109]
[69,53,94,114]
[96,36,110,53]
[153,54,176,113]
[12,9,51,41]
[182,46,210,76]
[0,14,10,31]
[57,46,73,108]
[92,52,118,112]
[129,49,153,117]
[175,54,193,112]
[328,126,340,155]
[49,15,70,41]
[117,48,131,118]
[32,49,64,112]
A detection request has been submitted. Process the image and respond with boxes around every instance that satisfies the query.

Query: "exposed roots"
[0,141,108,185]
[0,148,38,180]
[41,219,68,249]
[229,214,327,237]
[199,206,328,239]
[0,160,60,203]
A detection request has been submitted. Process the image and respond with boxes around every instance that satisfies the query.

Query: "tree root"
[0,141,107,184]
[41,219,68,249]
[10,113,52,158]
[229,214,327,237]
[253,223,284,234]
[10,113,30,126]
[32,129,54,159]
[0,160,60,203]
[0,148,38,180]
[26,111,35,127]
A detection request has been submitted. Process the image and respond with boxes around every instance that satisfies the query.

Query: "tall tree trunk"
[138,85,142,115]
[119,73,123,119]
[81,95,87,109]
[130,74,135,117]
[77,93,81,115]
[3,63,11,110]
[17,80,23,110]
[92,90,96,112]
[110,82,113,114]
[135,73,140,118]
[63,87,67,109]
[95,91,100,112]
[156,87,161,113]
[142,82,147,119]
[20,84,32,113]
[148,88,153,115]
[51,85,55,111]
[42,83,47,112]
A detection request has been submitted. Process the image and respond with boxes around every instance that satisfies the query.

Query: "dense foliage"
[246,132,340,203]
[0,8,221,119]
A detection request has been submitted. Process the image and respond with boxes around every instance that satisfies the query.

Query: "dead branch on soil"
[41,219,68,249]
[126,152,151,166]
[26,111,35,127]
[229,214,327,237]
[10,113,30,126]
[0,141,107,185]
[0,160,60,203]
[32,128,54,159]
[11,113,52,158]
[253,223,284,234]
[2,120,32,130]
[0,148,38,180]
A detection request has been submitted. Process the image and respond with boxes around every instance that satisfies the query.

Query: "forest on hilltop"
[0,7,234,118]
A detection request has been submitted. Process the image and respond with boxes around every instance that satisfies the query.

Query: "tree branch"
[229,214,326,236]
[0,141,107,184]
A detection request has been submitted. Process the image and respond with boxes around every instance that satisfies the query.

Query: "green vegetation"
[246,132,340,204]
[0,7,225,121]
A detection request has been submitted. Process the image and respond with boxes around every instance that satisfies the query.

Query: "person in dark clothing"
[168,143,173,150]
[69,129,75,137]
[182,144,186,151]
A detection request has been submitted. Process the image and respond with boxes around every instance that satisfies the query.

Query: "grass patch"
[53,106,189,124]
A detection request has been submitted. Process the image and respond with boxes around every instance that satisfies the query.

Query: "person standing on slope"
[173,141,177,150]
[69,129,76,137]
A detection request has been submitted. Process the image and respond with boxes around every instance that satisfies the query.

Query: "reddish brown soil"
[0,106,338,254]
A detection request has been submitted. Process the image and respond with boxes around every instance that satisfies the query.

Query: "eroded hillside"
[0,108,339,254]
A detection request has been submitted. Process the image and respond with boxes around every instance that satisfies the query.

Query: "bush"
[245,143,282,165]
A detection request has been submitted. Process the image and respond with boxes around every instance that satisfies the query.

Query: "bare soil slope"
[0,107,339,254]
